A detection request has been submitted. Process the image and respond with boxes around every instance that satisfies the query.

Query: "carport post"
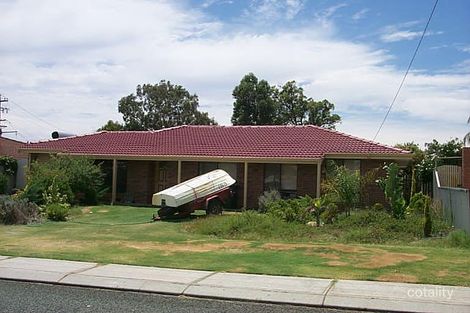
[316,160,322,198]
[177,160,182,184]
[243,162,248,209]
[111,159,117,205]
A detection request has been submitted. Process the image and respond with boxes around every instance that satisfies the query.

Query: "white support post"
[177,160,182,184]
[111,159,117,205]
[243,162,248,209]
[316,161,322,198]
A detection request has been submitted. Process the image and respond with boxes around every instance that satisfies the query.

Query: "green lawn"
[0,205,469,286]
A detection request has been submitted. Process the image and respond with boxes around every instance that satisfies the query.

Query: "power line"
[8,97,61,130]
[372,0,439,141]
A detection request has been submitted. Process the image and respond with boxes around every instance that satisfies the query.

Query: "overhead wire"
[372,0,439,141]
[8,98,62,131]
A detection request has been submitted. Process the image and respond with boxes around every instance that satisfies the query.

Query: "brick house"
[21,125,412,208]
[0,137,28,189]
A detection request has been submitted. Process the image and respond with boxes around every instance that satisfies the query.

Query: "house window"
[116,161,127,193]
[199,162,238,179]
[327,159,361,175]
[218,163,237,179]
[199,162,218,174]
[264,164,297,192]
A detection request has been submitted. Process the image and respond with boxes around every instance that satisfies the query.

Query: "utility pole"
[0,94,17,137]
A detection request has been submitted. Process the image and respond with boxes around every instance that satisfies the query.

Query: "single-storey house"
[0,136,28,190]
[21,125,411,209]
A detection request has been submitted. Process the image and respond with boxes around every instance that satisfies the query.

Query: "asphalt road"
[0,279,376,313]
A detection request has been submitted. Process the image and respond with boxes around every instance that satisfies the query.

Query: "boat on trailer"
[152,169,236,220]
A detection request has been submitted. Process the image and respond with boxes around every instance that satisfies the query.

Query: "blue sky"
[0,0,469,146]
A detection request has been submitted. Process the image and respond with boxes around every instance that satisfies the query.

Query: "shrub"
[0,173,8,194]
[22,155,105,205]
[327,209,450,244]
[43,179,70,221]
[377,163,406,219]
[406,192,429,215]
[257,189,281,213]
[322,165,361,215]
[446,230,470,248]
[266,196,313,224]
[0,195,41,225]
[186,210,313,241]
[45,203,70,221]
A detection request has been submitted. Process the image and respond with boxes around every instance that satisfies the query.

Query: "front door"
[155,162,171,192]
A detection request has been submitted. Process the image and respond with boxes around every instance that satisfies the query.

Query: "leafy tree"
[418,138,462,184]
[21,156,105,205]
[307,99,341,129]
[118,81,216,130]
[231,74,341,128]
[97,120,124,131]
[275,80,308,125]
[231,73,276,125]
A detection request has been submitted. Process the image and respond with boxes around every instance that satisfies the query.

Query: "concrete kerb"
[1,255,470,313]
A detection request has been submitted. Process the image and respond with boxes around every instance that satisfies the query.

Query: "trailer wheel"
[206,199,223,215]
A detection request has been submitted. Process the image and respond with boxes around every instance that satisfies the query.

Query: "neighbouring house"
[0,136,27,190]
[21,125,412,209]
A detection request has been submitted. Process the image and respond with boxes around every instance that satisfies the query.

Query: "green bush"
[0,173,8,194]
[446,230,470,248]
[327,210,451,244]
[0,195,41,225]
[322,165,361,215]
[22,155,105,205]
[257,189,281,213]
[266,196,313,224]
[377,163,406,219]
[186,210,313,241]
[45,203,70,221]
[406,192,428,215]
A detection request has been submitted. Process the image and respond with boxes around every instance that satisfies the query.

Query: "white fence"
[434,170,470,233]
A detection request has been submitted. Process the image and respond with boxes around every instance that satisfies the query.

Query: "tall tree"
[276,81,308,125]
[231,73,276,125]
[117,81,216,131]
[232,74,341,128]
[97,120,124,131]
[306,99,341,129]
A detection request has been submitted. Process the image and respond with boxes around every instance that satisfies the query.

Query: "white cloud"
[0,0,468,147]
[352,8,369,21]
[245,0,304,22]
[380,21,443,43]
[459,45,470,53]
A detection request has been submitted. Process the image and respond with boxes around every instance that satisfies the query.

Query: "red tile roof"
[22,125,410,160]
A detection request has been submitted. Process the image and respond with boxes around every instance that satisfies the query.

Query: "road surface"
[0,279,376,313]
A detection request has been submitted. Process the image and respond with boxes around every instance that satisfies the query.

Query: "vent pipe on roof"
[52,131,75,139]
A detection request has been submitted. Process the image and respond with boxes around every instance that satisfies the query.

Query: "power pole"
[0,94,17,137]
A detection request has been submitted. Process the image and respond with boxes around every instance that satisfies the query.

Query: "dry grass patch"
[122,240,251,255]
[377,273,418,283]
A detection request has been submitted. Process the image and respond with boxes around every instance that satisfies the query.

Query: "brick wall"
[181,161,198,181]
[0,138,26,159]
[463,147,470,190]
[126,160,155,204]
[246,163,264,209]
[297,164,317,198]
[360,159,386,206]
[235,163,245,209]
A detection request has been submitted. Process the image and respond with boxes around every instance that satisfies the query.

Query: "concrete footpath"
[0,255,469,313]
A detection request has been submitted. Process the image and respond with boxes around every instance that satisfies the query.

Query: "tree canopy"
[97,120,124,131]
[100,80,216,131]
[231,73,341,128]
[231,73,276,125]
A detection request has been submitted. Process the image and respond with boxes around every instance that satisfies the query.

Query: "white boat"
[152,169,236,208]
